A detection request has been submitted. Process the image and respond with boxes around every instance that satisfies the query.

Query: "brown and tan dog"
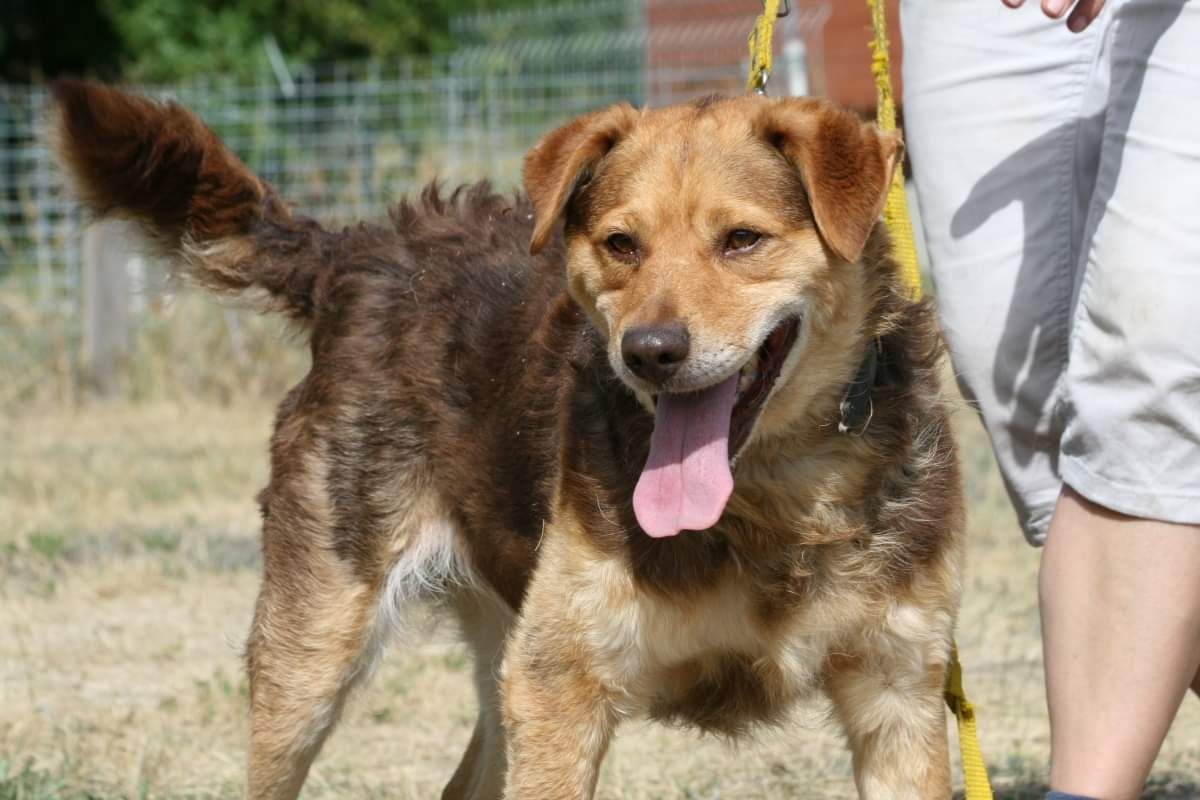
[53,80,963,799]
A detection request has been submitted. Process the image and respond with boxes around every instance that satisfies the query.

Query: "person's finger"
[1041,0,1072,18]
[1066,0,1106,31]
[1001,0,1026,8]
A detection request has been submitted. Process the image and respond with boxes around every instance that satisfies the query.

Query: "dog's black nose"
[622,323,690,384]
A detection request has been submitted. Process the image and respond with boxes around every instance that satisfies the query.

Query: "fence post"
[81,221,130,396]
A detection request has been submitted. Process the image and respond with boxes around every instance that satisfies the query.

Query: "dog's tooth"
[739,355,761,394]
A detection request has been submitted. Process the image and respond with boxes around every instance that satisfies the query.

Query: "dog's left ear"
[757,98,903,264]
[523,102,639,255]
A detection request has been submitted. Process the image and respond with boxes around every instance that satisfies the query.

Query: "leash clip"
[747,0,789,96]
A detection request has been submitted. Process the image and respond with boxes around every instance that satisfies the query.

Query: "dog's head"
[523,96,902,537]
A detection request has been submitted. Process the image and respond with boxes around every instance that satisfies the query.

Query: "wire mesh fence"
[0,0,828,388]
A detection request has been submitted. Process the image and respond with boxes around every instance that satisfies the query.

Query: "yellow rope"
[945,645,995,799]
[868,0,922,298]
[746,0,782,93]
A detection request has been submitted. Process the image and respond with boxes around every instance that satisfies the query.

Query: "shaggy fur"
[53,79,964,800]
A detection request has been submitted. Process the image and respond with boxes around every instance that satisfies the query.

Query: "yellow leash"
[748,2,994,796]
[946,645,994,799]
[746,0,783,94]
[867,0,923,299]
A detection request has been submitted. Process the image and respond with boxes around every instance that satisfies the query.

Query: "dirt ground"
[2,399,1198,799]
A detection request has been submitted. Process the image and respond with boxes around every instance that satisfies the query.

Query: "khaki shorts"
[902,0,1200,544]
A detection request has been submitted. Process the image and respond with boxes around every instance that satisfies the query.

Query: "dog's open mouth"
[632,317,801,539]
[731,316,801,460]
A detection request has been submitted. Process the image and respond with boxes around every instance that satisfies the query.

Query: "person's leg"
[1045,1,1200,795]
[907,2,1200,796]
[1040,490,1200,798]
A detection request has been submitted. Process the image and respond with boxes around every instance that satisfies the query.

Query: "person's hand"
[1001,0,1106,32]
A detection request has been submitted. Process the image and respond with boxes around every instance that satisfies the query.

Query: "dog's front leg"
[824,609,955,799]
[501,637,617,800]
[499,536,621,800]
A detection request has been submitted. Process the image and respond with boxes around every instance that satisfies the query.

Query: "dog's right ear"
[523,103,638,255]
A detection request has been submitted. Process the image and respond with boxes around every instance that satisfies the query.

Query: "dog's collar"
[837,337,898,436]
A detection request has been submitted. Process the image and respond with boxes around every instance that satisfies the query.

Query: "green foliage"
[102,0,463,82]
[1,0,551,83]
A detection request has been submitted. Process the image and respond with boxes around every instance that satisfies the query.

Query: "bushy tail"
[52,79,327,322]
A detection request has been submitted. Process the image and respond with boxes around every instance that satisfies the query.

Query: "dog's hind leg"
[244,517,379,800]
[441,590,514,800]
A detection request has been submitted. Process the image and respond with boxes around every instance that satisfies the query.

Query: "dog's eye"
[725,229,762,254]
[606,233,638,259]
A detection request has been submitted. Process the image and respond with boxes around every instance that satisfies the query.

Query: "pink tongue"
[632,374,738,538]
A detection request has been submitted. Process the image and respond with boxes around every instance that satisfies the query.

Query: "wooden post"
[81,221,130,396]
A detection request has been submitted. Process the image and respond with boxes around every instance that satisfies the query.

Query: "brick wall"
[818,0,902,110]
[644,0,902,112]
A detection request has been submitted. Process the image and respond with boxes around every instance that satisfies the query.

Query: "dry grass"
[0,283,308,411]
[2,364,1199,798]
